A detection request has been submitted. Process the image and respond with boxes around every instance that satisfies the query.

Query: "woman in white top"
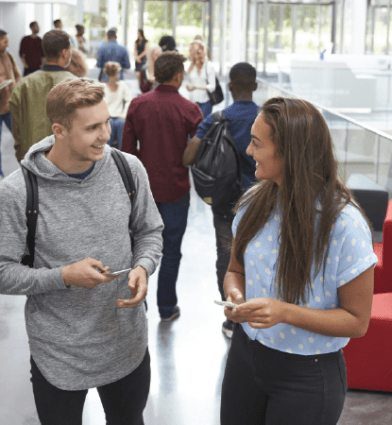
[221,97,377,425]
[103,62,132,150]
[186,40,216,118]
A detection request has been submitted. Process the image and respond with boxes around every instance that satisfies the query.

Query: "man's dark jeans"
[212,207,235,301]
[156,191,190,317]
[30,349,151,425]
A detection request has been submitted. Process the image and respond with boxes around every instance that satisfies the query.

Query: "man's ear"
[228,82,234,92]
[52,122,67,138]
[253,82,258,92]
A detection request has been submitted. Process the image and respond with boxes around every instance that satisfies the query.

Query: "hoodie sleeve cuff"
[132,258,155,279]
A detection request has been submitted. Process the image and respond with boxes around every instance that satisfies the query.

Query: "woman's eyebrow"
[251,134,261,141]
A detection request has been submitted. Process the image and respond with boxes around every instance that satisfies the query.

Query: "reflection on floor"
[1,74,391,425]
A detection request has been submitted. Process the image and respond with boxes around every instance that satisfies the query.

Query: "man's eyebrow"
[85,117,111,128]
[251,134,261,141]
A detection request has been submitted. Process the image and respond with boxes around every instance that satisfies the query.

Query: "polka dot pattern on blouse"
[232,201,378,355]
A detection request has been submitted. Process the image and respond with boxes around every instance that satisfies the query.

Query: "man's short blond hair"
[104,61,121,77]
[46,78,105,130]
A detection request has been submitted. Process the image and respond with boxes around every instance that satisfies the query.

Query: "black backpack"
[20,148,136,268]
[191,111,242,215]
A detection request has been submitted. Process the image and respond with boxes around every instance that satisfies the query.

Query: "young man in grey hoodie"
[0,77,164,425]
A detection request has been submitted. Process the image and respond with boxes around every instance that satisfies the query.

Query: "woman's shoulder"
[331,202,372,240]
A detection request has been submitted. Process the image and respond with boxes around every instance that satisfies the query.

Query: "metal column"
[386,0,391,55]
[138,0,144,29]
[262,0,268,76]
[77,0,83,25]
[220,0,227,75]
[339,0,345,53]
[208,0,213,61]
[172,1,178,40]
[291,4,297,53]
[203,1,207,39]
[331,0,336,53]
[121,0,129,48]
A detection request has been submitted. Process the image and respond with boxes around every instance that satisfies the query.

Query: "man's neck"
[45,61,63,68]
[30,33,38,39]
[46,143,94,175]
[162,81,179,89]
[232,92,253,102]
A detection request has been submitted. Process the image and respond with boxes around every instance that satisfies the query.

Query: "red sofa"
[343,200,392,391]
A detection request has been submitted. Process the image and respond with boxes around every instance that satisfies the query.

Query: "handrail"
[256,77,392,142]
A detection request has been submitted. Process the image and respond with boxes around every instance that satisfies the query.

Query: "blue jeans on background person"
[212,208,235,301]
[107,118,125,150]
[197,100,213,118]
[0,112,12,177]
[156,191,190,318]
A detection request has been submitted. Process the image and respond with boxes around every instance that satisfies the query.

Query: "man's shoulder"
[0,169,26,205]
[177,93,201,110]
[11,70,74,99]
[224,101,258,114]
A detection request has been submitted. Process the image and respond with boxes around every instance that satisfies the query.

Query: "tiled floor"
[1,71,391,425]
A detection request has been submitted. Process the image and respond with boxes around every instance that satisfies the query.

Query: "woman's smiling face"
[246,113,284,185]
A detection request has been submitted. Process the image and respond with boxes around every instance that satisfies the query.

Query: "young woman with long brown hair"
[221,97,377,425]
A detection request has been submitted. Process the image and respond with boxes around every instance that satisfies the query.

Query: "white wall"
[0,2,28,72]
[34,3,53,37]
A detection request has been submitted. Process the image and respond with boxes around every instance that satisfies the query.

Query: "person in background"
[186,40,215,118]
[220,97,377,425]
[102,27,117,45]
[122,52,203,321]
[75,24,88,54]
[19,21,45,76]
[158,35,176,52]
[134,29,148,87]
[103,61,132,149]
[9,30,76,162]
[0,29,21,180]
[183,63,258,338]
[140,45,161,92]
[53,19,63,30]
[53,19,76,47]
[97,29,130,82]
[66,48,88,77]
[193,34,210,59]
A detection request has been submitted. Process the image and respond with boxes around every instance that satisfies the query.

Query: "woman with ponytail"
[220,97,377,425]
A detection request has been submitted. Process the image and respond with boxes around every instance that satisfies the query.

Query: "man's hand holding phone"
[62,257,119,288]
[116,266,147,309]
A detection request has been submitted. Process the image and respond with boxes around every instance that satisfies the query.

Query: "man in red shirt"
[122,51,203,321]
[19,22,45,77]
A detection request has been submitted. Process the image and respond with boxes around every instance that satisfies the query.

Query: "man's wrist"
[134,265,147,276]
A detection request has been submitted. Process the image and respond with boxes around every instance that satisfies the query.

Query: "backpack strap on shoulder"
[21,166,38,268]
[212,110,224,124]
[110,148,136,203]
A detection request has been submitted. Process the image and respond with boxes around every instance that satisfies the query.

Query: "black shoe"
[222,319,234,338]
[160,306,180,322]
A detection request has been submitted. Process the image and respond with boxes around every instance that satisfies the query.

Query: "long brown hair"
[234,97,373,305]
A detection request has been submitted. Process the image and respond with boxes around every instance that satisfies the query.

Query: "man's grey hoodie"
[0,136,164,390]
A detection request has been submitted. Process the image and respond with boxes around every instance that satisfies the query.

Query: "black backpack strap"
[110,148,136,203]
[21,166,38,268]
